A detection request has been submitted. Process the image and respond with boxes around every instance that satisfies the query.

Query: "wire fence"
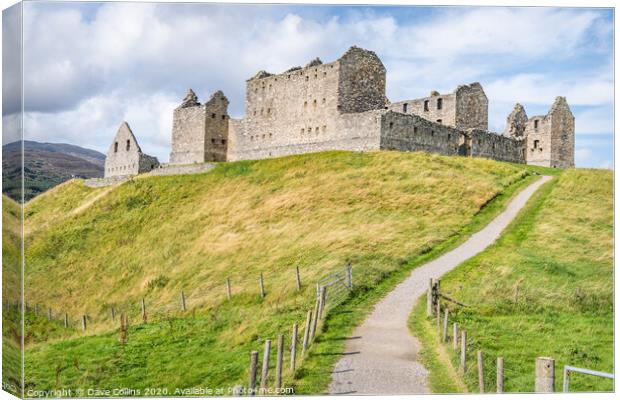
[8,263,354,340]
[426,277,614,394]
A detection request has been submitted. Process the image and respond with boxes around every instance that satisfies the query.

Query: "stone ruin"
[104,45,575,179]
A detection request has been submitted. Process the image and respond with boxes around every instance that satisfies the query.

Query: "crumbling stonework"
[104,122,159,178]
[469,129,524,163]
[105,45,575,174]
[224,46,387,161]
[169,90,230,164]
[380,112,461,156]
[503,103,529,139]
[388,82,488,131]
[523,97,574,168]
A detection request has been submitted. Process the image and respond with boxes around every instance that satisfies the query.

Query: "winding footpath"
[328,175,552,395]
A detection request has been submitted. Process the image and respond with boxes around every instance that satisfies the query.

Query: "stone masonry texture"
[104,122,159,178]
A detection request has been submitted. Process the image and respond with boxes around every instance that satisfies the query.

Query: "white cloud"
[485,72,613,107]
[23,90,178,161]
[400,8,602,60]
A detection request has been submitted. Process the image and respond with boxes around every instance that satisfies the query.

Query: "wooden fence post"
[275,335,283,389]
[460,330,467,373]
[302,310,312,356]
[64,313,69,328]
[295,266,302,291]
[477,350,484,393]
[346,263,353,289]
[260,340,271,390]
[535,357,555,392]
[310,299,319,341]
[81,315,87,332]
[249,350,258,396]
[442,309,449,342]
[290,323,298,371]
[48,308,52,320]
[119,313,129,344]
[436,302,441,332]
[180,291,187,311]
[226,278,232,301]
[453,323,458,350]
[319,286,327,318]
[141,298,147,323]
[111,306,116,320]
[426,278,434,317]
[259,273,265,299]
[497,357,504,393]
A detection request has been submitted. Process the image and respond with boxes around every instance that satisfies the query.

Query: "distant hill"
[2,140,105,201]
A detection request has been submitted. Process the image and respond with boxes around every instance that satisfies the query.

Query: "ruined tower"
[523,97,575,168]
[226,46,387,161]
[169,89,230,164]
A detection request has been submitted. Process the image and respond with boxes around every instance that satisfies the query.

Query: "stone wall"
[147,162,216,176]
[337,46,387,113]
[469,129,524,163]
[104,122,159,178]
[502,103,528,139]
[388,92,457,127]
[203,91,230,162]
[228,110,383,161]
[379,111,462,156]
[387,82,487,131]
[170,102,207,164]
[523,97,574,168]
[455,83,488,131]
[229,46,386,161]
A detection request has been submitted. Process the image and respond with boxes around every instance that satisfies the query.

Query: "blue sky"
[2,2,614,167]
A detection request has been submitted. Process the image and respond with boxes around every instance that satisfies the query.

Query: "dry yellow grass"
[24,151,528,326]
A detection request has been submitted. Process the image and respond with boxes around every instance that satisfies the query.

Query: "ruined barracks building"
[104,46,574,178]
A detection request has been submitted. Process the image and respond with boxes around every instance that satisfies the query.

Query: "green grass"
[409,299,465,393]
[2,195,23,397]
[410,169,613,393]
[19,151,554,394]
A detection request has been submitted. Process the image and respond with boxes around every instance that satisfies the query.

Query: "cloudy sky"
[2,2,614,167]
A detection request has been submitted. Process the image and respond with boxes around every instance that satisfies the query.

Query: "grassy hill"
[2,195,23,397]
[20,150,546,393]
[411,168,613,393]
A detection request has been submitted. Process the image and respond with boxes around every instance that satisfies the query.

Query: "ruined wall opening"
[534,120,539,129]
[403,103,408,113]
[114,142,118,153]
[534,139,540,149]
[437,98,443,110]
[424,100,429,112]
[126,140,130,151]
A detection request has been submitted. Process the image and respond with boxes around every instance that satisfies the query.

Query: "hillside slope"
[22,150,538,392]
[411,168,613,392]
[2,141,105,201]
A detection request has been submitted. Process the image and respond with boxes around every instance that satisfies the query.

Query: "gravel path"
[328,176,552,395]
